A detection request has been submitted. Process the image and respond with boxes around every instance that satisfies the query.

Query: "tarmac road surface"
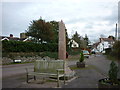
[2,54,119,88]
[2,63,34,78]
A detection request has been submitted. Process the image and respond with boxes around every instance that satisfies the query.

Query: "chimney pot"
[10,34,13,38]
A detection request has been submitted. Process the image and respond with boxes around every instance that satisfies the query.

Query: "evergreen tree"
[84,34,89,46]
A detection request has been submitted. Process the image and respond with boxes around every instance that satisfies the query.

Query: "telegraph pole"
[115,23,117,40]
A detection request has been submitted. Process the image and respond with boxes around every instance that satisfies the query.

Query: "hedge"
[111,41,120,60]
[2,40,58,52]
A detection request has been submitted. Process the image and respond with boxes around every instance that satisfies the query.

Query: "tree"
[65,29,69,46]
[84,34,89,47]
[112,41,120,60]
[49,21,69,45]
[108,35,115,40]
[26,18,54,43]
[49,21,59,43]
[80,38,87,49]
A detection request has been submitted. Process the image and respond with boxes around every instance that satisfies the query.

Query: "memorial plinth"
[58,20,75,79]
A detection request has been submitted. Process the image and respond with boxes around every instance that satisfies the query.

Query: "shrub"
[105,48,111,55]
[110,41,120,60]
[108,61,119,83]
[67,47,81,55]
[40,52,58,59]
[79,51,84,62]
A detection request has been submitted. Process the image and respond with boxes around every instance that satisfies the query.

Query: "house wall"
[68,40,79,48]
[71,40,79,47]
[97,41,114,53]
[103,41,109,49]
[97,43,103,52]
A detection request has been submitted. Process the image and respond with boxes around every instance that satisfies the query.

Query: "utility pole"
[115,23,117,40]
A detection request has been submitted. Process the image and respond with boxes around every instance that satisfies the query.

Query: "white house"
[97,38,115,53]
[92,42,100,53]
[1,37,9,41]
[97,43,104,52]
[0,34,31,42]
[68,39,79,48]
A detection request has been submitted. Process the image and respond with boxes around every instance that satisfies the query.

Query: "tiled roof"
[0,36,26,41]
[100,38,114,42]
[93,42,100,47]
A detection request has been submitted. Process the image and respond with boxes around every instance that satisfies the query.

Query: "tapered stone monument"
[58,20,75,79]
[58,20,66,60]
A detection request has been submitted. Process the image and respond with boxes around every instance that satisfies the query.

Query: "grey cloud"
[2,1,118,42]
[84,22,94,29]
[66,18,86,24]
[2,2,31,37]
[103,5,118,24]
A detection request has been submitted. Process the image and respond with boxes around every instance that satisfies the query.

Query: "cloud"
[2,0,119,41]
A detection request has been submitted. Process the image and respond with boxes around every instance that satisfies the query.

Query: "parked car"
[82,50,90,58]
[91,51,96,54]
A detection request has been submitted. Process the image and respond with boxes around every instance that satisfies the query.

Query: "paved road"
[2,63,34,78]
[2,54,118,88]
[67,54,114,76]
[62,54,117,88]
[2,54,111,78]
[2,63,34,88]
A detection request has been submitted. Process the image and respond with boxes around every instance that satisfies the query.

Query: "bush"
[108,61,119,83]
[40,52,58,59]
[110,41,120,60]
[105,48,111,55]
[67,47,81,55]
[2,40,58,52]
[79,51,84,62]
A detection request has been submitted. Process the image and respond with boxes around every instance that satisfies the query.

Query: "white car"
[82,50,90,58]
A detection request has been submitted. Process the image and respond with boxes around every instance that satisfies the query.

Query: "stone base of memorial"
[50,74,75,80]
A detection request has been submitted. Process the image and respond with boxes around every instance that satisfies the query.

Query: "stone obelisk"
[58,20,66,60]
[58,20,75,78]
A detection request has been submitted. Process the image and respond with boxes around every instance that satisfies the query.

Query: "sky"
[1,0,119,42]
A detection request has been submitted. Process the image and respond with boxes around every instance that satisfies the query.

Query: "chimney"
[10,34,13,38]
[99,38,102,42]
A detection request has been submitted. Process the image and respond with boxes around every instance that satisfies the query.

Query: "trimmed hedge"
[105,48,112,55]
[2,40,58,52]
[110,41,120,60]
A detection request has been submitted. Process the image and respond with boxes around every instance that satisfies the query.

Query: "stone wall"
[2,56,54,64]
[2,56,40,64]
